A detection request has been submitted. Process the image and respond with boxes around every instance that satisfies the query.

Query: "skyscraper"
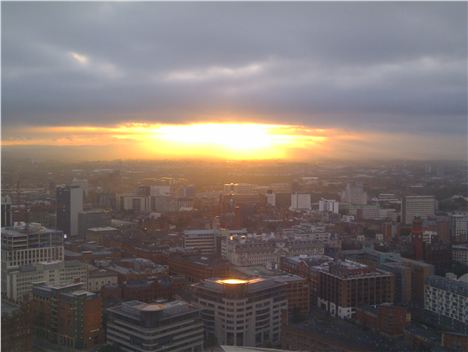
[56,185,83,237]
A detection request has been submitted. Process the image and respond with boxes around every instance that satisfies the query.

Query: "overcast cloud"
[1,2,467,158]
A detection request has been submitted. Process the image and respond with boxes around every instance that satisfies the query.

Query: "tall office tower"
[1,195,13,227]
[318,198,339,213]
[56,185,83,237]
[340,182,368,205]
[449,213,468,243]
[106,300,204,352]
[290,193,312,210]
[402,195,435,225]
[192,277,288,347]
[32,283,102,349]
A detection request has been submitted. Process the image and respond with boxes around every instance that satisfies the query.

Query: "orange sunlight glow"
[2,122,335,160]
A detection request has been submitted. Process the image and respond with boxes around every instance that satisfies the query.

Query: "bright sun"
[157,123,274,151]
[10,122,329,160]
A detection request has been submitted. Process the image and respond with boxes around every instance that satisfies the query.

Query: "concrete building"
[224,183,255,194]
[183,229,219,255]
[87,268,118,292]
[56,185,83,237]
[402,196,435,225]
[318,198,339,213]
[117,193,150,213]
[4,260,88,302]
[168,253,231,283]
[316,259,394,319]
[184,229,247,256]
[341,183,368,205]
[424,275,468,333]
[192,277,288,347]
[32,282,102,349]
[290,193,312,211]
[86,226,120,243]
[1,223,64,270]
[266,190,276,207]
[452,244,468,266]
[106,300,204,352]
[222,234,325,267]
[2,194,13,227]
[449,213,468,243]
[78,209,111,237]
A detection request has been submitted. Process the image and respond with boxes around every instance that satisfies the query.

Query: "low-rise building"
[223,234,324,267]
[87,268,118,292]
[316,259,394,319]
[452,244,468,267]
[424,275,468,334]
[106,300,204,352]
[4,260,88,302]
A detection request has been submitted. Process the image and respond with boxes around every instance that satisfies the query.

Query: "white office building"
[3,260,88,302]
[340,183,367,205]
[290,193,312,211]
[318,199,339,213]
[402,196,435,225]
[424,275,468,328]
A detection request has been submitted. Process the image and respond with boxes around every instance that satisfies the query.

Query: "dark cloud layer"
[2,2,467,139]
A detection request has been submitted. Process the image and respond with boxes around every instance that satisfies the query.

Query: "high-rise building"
[56,185,83,237]
[106,300,204,352]
[449,213,468,243]
[1,195,13,227]
[32,282,102,349]
[290,193,312,211]
[340,183,367,205]
[318,198,339,213]
[192,277,288,347]
[402,196,435,225]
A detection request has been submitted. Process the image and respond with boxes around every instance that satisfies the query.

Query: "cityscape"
[1,2,467,352]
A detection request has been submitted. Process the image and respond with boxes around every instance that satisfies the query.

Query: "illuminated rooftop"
[217,279,249,285]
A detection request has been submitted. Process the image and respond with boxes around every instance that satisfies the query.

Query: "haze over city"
[2,2,467,161]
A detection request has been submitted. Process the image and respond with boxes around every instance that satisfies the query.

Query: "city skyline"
[2,2,467,161]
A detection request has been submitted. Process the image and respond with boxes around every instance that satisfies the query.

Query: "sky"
[2,2,467,161]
